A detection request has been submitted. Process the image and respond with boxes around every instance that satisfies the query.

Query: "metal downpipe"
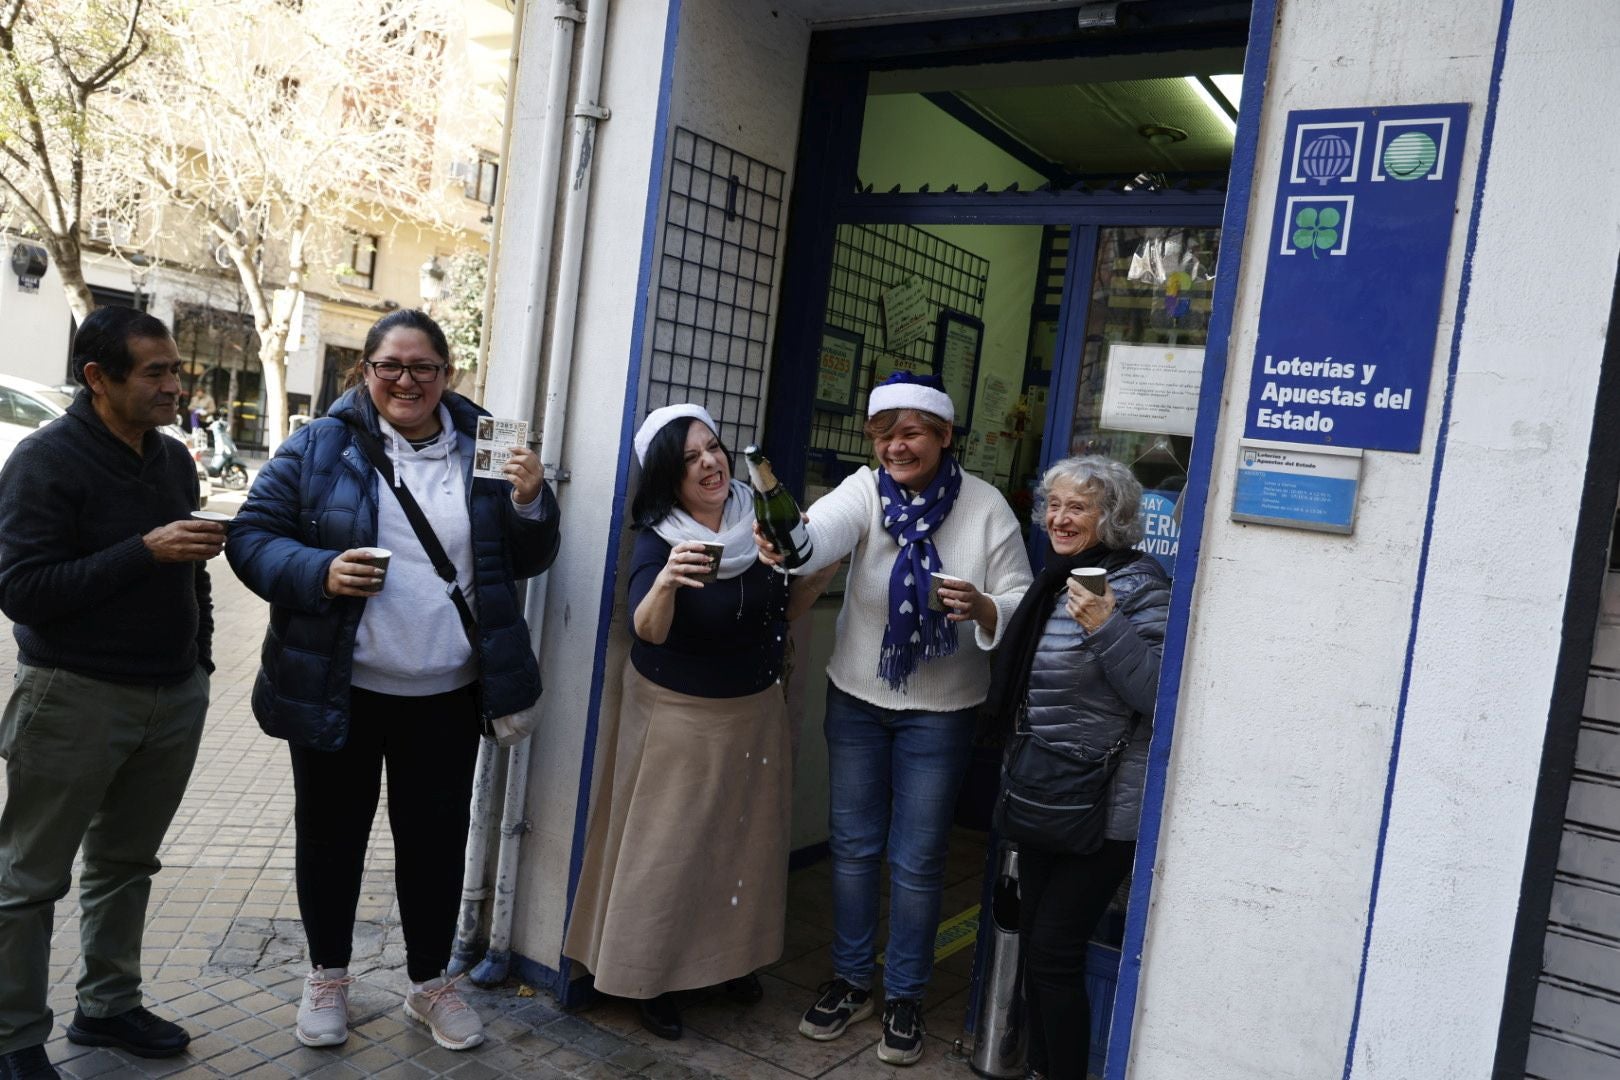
[470,0,612,987]
[450,0,582,977]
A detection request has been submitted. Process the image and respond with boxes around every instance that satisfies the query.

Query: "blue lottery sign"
[1136,490,1180,573]
[1243,103,1470,452]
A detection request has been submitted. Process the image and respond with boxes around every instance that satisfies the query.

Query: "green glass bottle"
[743,445,814,569]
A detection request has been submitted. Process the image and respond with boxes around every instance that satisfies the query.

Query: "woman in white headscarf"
[564,404,834,1040]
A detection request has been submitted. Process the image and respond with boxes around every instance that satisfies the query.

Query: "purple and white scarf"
[876,458,964,690]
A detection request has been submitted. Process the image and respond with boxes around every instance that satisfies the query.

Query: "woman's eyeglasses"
[365,360,445,382]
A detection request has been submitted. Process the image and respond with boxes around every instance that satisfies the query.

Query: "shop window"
[172,302,266,451]
[810,222,989,473]
[1067,225,1221,495]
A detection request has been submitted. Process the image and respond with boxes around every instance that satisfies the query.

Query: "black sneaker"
[797,978,873,1040]
[0,1046,59,1080]
[877,998,925,1065]
[65,1005,190,1058]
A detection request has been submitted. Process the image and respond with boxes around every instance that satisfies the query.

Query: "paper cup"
[696,542,725,584]
[189,510,231,524]
[1069,567,1108,596]
[928,572,965,613]
[357,547,392,593]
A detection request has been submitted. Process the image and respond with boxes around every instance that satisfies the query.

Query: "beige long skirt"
[563,663,792,998]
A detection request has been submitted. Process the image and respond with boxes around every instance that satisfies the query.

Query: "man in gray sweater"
[0,308,226,1080]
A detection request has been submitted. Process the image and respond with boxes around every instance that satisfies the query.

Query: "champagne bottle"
[743,445,814,569]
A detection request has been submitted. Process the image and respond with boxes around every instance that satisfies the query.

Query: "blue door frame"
[761,4,1272,1077]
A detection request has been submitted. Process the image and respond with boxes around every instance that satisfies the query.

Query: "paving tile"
[207,1047,271,1075]
[59,1049,131,1078]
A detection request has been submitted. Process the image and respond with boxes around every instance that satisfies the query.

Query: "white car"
[0,374,211,503]
[0,374,71,473]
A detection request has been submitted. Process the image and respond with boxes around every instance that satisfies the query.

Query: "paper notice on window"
[1099,343,1205,437]
[881,275,931,351]
[473,417,530,479]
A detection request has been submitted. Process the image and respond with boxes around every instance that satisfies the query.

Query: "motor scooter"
[206,415,250,490]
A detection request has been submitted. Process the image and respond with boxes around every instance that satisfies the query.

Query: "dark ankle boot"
[722,973,764,1004]
[637,993,682,1040]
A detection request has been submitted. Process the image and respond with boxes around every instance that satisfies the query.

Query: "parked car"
[0,374,70,473]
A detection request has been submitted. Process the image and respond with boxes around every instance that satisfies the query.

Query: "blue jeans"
[823,682,977,1002]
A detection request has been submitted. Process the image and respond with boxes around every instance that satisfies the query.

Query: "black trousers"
[288,684,482,982]
[1018,839,1137,1080]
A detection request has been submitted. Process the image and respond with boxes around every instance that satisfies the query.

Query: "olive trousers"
[0,664,208,1054]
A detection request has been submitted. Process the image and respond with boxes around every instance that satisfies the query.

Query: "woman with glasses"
[226,309,561,1055]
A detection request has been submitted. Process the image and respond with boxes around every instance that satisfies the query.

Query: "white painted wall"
[481,0,680,971]
[1128,2,1620,1078]
[1349,3,1620,1076]
[0,247,142,386]
[487,0,817,975]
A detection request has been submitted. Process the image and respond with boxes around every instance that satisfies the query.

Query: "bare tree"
[141,0,483,448]
[0,0,156,320]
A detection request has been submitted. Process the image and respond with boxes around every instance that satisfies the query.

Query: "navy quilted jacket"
[226,388,561,750]
[1022,556,1170,841]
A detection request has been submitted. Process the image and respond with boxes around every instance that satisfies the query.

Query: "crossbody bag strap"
[346,421,480,653]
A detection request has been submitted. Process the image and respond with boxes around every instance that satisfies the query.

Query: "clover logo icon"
[1292,206,1341,259]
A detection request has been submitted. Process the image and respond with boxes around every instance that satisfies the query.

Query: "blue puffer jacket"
[226,388,561,750]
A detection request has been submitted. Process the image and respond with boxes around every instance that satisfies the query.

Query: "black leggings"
[1018,840,1137,1080]
[288,684,482,982]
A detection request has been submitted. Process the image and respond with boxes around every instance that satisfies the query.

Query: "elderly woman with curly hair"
[982,455,1170,1080]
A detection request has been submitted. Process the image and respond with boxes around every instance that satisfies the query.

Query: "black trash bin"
[971,843,1027,1078]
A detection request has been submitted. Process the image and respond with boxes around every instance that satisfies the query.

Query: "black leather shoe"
[722,973,764,1004]
[0,1045,60,1080]
[65,1006,190,1058]
[637,993,682,1040]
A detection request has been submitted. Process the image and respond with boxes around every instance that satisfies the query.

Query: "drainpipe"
[450,0,584,977]
[470,0,611,987]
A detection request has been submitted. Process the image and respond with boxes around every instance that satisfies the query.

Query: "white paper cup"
[928,572,965,613]
[1069,567,1108,596]
[357,547,392,593]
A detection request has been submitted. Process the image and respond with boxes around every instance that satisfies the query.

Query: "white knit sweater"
[795,467,1032,712]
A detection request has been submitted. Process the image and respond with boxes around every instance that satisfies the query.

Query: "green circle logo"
[1383,131,1438,181]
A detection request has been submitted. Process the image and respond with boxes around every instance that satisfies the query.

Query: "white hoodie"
[350,406,479,698]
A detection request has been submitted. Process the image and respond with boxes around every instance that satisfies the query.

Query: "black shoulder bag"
[346,421,492,738]
[992,708,1141,855]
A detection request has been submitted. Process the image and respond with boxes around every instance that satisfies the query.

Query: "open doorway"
[744,33,1241,1080]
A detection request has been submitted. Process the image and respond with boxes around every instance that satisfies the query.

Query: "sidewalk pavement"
[0,494,730,1080]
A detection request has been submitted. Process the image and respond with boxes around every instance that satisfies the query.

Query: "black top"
[627,529,789,698]
[0,394,212,684]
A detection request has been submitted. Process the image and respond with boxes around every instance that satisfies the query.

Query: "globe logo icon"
[1300,133,1354,185]
[1382,131,1438,180]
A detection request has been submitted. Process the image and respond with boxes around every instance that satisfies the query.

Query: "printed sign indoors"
[1244,103,1470,452]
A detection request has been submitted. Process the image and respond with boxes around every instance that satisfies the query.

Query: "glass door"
[1049,224,1222,495]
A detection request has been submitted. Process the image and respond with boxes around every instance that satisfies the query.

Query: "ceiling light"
[1187,75,1237,134]
[1138,124,1189,146]
[1210,74,1243,109]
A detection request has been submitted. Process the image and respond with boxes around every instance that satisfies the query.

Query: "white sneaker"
[296,967,352,1047]
[403,974,484,1051]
